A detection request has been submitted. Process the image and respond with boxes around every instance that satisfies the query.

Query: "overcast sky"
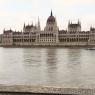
[0,0,95,33]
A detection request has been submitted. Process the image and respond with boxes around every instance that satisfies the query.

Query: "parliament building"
[0,11,95,47]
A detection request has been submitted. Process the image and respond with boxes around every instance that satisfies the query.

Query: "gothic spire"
[3,28,5,32]
[78,19,80,24]
[51,10,53,16]
[38,17,41,31]
[24,23,25,28]
[68,20,70,25]
[78,19,81,27]
[32,21,33,26]
[90,25,93,30]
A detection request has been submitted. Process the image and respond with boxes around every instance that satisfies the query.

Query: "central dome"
[47,11,55,23]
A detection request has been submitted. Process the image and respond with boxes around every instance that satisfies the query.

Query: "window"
[51,27,53,31]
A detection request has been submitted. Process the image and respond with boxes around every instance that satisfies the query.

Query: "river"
[0,47,95,88]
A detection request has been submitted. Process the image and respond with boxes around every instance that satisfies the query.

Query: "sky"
[0,0,95,33]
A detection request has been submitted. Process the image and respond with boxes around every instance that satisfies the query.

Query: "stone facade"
[36,11,59,46]
[0,11,95,47]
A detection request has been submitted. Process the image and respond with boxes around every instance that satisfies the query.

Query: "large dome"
[47,11,55,23]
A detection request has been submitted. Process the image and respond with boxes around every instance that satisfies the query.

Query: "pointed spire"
[3,28,5,33]
[91,25,92,28]
[90,25,93,31]
[51,10,53,16]
[68,20,70,25]
[71,21,72,24]
[32,21,33,26]
[38,17,41,31]
[38,17,40,26]
[24,23,25,27]
[78,19,80,24]
[38,17,40,24]
[78,19,81,27]
[35,23,37,27]
[24,23,25,28]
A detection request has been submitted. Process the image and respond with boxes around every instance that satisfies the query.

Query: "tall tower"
[44,10,59,43]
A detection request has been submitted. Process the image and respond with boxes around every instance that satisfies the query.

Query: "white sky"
[0,0,95,33]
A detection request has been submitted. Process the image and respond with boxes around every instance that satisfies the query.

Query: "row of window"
[59,32,89,34]
[40,33,54,37]
[38,40,56,42]
[13,39,36,43]
[22,32,36,35]
[59,35,89,37]
[59,38,89,42]
[13,36,36,39]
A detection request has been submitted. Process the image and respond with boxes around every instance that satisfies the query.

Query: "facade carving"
[0,11,95,47]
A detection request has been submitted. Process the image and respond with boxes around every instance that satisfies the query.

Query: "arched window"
[49,27,51,31]
[51,27,53,31]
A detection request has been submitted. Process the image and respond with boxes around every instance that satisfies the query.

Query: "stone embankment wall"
[0,85,95,95]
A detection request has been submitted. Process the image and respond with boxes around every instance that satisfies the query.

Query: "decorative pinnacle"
[24,23,25,28]
[51,10,53,16]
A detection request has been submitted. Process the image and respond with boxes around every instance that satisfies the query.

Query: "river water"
[0,47,95,88]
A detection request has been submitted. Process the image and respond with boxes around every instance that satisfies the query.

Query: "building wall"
[2,31,13,46]
[89,28,95,46]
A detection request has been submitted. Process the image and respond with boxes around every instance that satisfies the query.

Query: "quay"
[0,85,95,95]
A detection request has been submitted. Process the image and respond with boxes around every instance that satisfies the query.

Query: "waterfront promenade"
[0,85,94,95]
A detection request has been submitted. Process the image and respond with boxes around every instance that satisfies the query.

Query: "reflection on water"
[0,47,95,87]
[66,49,82,86]
[46,49,58,85]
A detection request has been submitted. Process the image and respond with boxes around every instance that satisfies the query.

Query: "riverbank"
[0,85,94,95]
[0,45,94,48]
